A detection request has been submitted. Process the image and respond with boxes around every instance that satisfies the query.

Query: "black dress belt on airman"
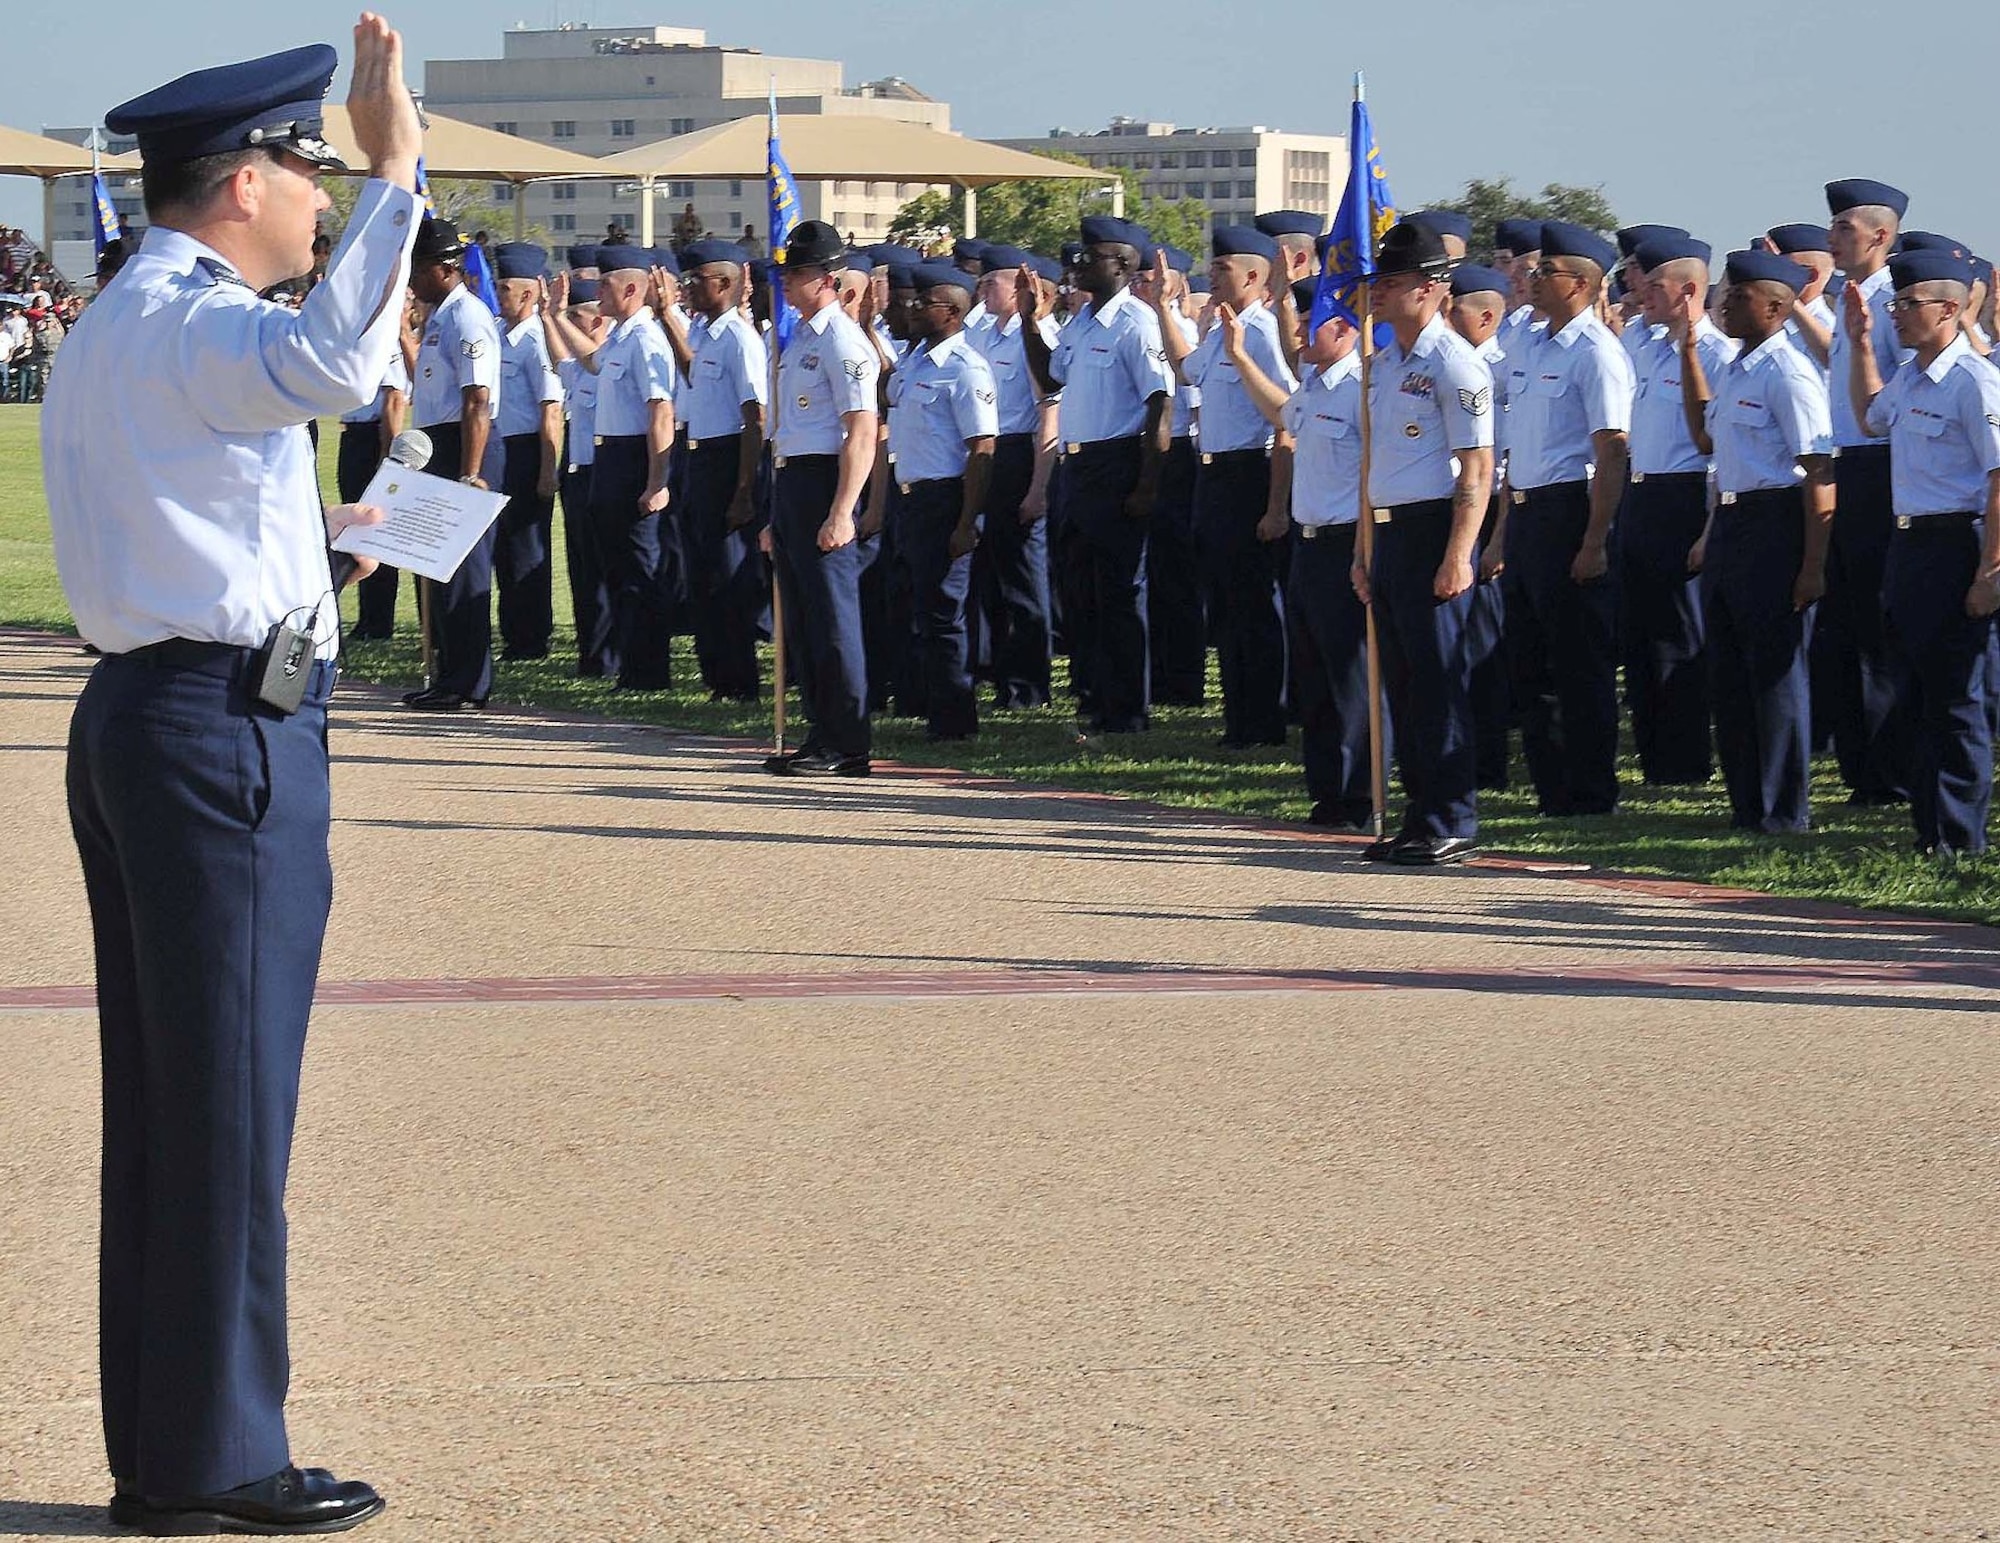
[1627,469,1706,486]
[1892,510,1979,532]
[1370,496,1454,525]
[1716,487,1799,511]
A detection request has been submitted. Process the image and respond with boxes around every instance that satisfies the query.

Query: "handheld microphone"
[331,429,434,593]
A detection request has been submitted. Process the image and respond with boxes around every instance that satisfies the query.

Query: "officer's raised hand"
[347,14,422,187]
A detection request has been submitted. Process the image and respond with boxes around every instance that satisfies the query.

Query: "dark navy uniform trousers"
[1825,443,1913,799]
[1619,472,1712,785]
[1288,522,1374,825]
[1884,516,1994,853]
[1467,495,1510,789]
[559,436,610,678]
[1702,489,1813,833]
[1147,437,1204,705]
[1062,437,1151,733]
[1373,500,1477,842]
[1195,448,1287,745]
[419,420,499,702]
[336,422,399,639]
[68,644,338,1496]
[978,433,1053,709]
[495,431,555,659]
[773,454,871,758]
[892,477,980,739]
[590,434,676,690]
[1503,481,1621,816]
[678,433,763,700]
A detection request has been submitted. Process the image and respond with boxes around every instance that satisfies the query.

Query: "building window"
[1159,152,1179,169]
[863,213,879,230]
[1186,150,1207,168]
[610,119,635,138]
[730,179,743,197]
[1157,182,1179,199]
[1237,179,1256,198]
[492,121,516,136]
[668,181,695,199]
[728,211,741,230]
[670,116,695,136]
[552,183,577,201]
[491,183,514,203]
[552,214,577,232]
[1184,180,1205,199]
[897,182,912,198]
[1132,154,1152,170]
[551,120,576,139]
[645,75,655,86]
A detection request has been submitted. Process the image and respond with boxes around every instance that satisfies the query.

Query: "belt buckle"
[1298,523,1319,540]
[1065,442,1081,455]
[1630,471,1646,483]
[1719,491,1736,506]
[899,481,911,495]
[1372,508,1392,525]
[1201,451,1213,466]
[1509,490,1526,506]
[772,454,787,468]
[686,437,699,451]
[1895,514,1912,530]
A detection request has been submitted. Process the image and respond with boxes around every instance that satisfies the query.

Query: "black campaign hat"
[1372,218,1453,278]
[783,220,847,271]
[412,217,466,263]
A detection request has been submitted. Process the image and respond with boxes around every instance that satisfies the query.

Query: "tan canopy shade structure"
[596,115,1105,244]
[0,125,139,251]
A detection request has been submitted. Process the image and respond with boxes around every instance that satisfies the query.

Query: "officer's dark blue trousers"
[1825,444,1912,799]
[420,421,496,702]
[1195,448,1287,744]
[1503,481,1621,815]
[1883,516,1993,854]
[679,434,763,699]
[978,433,1052,708]
[1467,494,1510,789]
[1618,472,1712,784]
[1373,500,1478,842]
[559,441,611,677]
[67,645,338,1497]
[893,476,980,738]
[1701,489,1813,833]
[496,431,555,659]
[336,422,398,639]
[590,434,675,690]
[1063,437,1151,733]
[1148,437,1205,705]
[773,454,870,757]
[1288,523,1374,825]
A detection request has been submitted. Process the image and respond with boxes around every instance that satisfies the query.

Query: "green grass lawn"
[5,401,1996,926]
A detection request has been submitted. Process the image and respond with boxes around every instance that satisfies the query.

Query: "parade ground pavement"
[2,630,1997,1542]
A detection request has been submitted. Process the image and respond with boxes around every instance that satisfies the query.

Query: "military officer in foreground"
[44,19,421,1532]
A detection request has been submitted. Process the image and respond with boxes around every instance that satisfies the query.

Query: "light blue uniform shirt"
[558,357,598,468]
[682,308,769,441]
[886,330,1000,482]
[498,314,562,439]
[592,311,677,438]
[339,351,409,426]
[1704,333,1833,495]
[1829,266,1913,447]
[1048,285,1173,444]
[1477,335,1510,485]
[1864,334,2000,515]
[1496,304,1538,361]
[43,179,420,658]
[1622,318,1663,364]
[1182,300,1295,453]
[1367,314,1495,507]
[1167,310,1199,440]
[970,311,1061,436]
[1630,319,1737,476]
[1281,352,1362,527]
[412,282,501,429]
[1504,310,1634,490]
[773,301,878,457]
[1784,294,1834,381]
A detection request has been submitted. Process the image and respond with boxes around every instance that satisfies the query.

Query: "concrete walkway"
[1,630,1995,1541]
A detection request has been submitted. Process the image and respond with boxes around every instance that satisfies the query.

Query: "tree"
[1419,177,1620,264]
[887,150,1210,259]
[319,177,552,249]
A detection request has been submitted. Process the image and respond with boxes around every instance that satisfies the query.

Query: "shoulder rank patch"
[462,339,486,361]
[843,358,869,381]
[1987,413,2000,430]
[975,388,995,405]
[1459,386,1492,416]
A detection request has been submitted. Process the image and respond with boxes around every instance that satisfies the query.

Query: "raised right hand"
[347,15,423,188]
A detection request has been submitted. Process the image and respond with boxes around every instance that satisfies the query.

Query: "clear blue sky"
[9,1,2000,262]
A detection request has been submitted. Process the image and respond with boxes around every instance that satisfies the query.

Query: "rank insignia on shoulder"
[976,388,995,405]
[842,359,868,381]
[1459,386,1492,415]
[1988,414,2000,429]
[462,339,486,360]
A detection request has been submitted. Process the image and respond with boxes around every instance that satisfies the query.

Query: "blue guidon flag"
[89,167,122,257]
[767,83,802,350]
[1310,74,1398,344]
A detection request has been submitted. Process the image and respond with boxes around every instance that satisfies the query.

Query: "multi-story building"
[423,24,952,246]
[40,129,144,250]
[987,117,1348,235]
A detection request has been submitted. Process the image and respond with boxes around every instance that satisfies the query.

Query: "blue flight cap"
[1539,221,1617,273]
[1631,235,1712,272]
[1186,273,1211,295]
[1210,225,1280,263]
[1766,223,1830,256]
[842,248,876,270]
[1493,218,1542,256]
[567,277,600,304]
[1899,231,1968,258]
[952,237,988,265]
[680,239,749,270]
[1027,255,1063,285]
[979,243,1032,273]
[1616,223,1689,258]
[1060,240,1085,266]
[1080,215,1147,252]
[1973,256,1995,290]
[912,260,976,298]
[1410,208,1473,242]
[595,244,654,275]
[883,259,920,290]
[1290,277,1320,312]
[868,242,925,270]
[565,243,601,273]
[783,220,847,271]
[105,43,346,170]
[1159,243,1195,272]
[1450,263,1512,298]
[1254,209,1321,238]
[748,258,778,285]
[492,242,547,282]
[1723,249,1810,293]
[1825,179,1909,219]
[651,246,680,276]
[1889,249,1974,290]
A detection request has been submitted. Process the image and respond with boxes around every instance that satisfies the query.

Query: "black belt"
[1838,441,1890,458]
[1199,447,1269,465]
[1060,436,1140,459]
[117,637,337,691]
[685,431,743,452]
[1297,522,1356,541]
[340,419,380,430]
[596,433,647,446]
[1628,470,1706,486]
[1369,496,1454,526]
[1716,487,1797,511]
[1893,510,1978,533]
[1510,480,1589,506]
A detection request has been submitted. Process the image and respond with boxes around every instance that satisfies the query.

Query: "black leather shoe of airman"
[118,1466,384,1534]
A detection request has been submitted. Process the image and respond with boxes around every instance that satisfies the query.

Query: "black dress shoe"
[1362,835,1402,863]
[770,747,870,777]
[401,688,484,711]
[120,1466,384,1535]
[1306,802,1373,832]
[762,741,821,774]
[1391,835,1480,866]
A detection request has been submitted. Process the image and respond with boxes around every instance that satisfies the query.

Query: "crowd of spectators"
[1,227,85,401]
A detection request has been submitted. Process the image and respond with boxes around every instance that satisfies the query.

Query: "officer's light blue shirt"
[1048,285,1173,444]
[1630,319,1737,476]
[412,282,501,429]
[1829,266,1914,447]
[1504,310,1634,489]
[558,357,598,469]
[1864,334,2000,515]
[43,179,421,658]
[339,351,410,426]
[970,311,1061,436]
[593,311,676,437]
[774,300,878,457]
[1281,352,1362,526]
[1183,299,1295,453]
[1368,314,1495,507]
[498,314,562,439]
[1167,310,1199,440]
[1704,333,1834,495]
[682,308,769,441]
[886,330,1000,482]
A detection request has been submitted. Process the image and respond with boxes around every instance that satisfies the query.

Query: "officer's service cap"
[1539,222,1617,272]
[594,244,654,276]
[1825,179,1909,219]
[783,221,847,271]
[680,239,749,270]
[106,43,347,170]
[1079,215,1149,252]
[1724,249,1810,293]
[1616,223,1688,258]
[952,238,989,264]
[1410,209,1473,242]
[979,244,1032,273]
[912,260,976,299]
[1373,219,1453,278]
[1767,223,1830,256]
[1449,263,1511,298]
[1493,218,1542,256]
[868,242,925,270]
[1889,250,1975,291]
[1899,231,1968,258]
[1254,210,1322,238]
[1027,255,1063,285]
[566,277,600,304]
[1211,226,1281,262]
[565,244,601,273]
[1290,277,1321,312]
[492,242,547,281]
[1630,235,1711,272]
[411,217,466,263]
